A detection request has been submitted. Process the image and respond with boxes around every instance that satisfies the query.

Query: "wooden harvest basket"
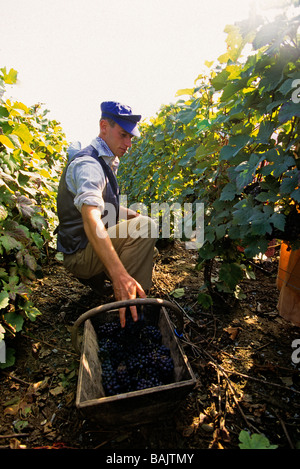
[71,298,197,427]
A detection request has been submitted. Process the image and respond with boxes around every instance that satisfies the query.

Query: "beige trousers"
[63,215,158,291]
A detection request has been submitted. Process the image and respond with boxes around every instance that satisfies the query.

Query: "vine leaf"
[239,430,278,449]
[218,263,244,291]
[278,101,300,123]
[220,183,237,201]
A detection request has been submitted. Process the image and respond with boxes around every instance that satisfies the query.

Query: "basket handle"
[71,297,184,354]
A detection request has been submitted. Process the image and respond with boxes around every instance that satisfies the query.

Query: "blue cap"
[101,101,141,137]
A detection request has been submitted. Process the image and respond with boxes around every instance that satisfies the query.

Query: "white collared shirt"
[65,137,119,214]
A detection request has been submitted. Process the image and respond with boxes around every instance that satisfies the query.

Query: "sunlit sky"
[1,0,276,145]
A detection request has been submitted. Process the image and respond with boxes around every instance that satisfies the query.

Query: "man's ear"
[99,118,108,135]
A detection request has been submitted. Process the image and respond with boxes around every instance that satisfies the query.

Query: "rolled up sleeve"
[65,156,106,214]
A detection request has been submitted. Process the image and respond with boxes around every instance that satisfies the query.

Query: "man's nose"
[125,136,132,148]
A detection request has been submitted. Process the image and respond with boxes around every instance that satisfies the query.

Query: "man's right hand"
[112,270,147,327]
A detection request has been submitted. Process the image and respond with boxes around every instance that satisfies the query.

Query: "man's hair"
[100,117,116,127]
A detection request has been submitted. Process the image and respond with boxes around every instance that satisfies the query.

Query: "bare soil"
[1,241,300,450]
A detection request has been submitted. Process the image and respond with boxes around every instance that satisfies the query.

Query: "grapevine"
[0,67,67,366]
[118,0,300,307]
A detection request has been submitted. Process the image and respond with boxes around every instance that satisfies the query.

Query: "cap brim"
[114,117,141,137]
[117,117,141,137]
[102,112,141,137]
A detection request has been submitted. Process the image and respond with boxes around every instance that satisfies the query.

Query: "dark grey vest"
[56,145,120,254]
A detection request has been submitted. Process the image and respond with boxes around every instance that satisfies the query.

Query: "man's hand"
[112,271,146,327]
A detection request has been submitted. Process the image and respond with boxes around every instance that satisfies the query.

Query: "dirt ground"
[1,241,300,450]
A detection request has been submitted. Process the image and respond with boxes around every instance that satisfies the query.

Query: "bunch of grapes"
[244,182,262,199]
[96,318,175,396]
[268,206,300,241]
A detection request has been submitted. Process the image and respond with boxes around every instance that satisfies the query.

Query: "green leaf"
[278,101,300,123]
[22,301,42,322]
[244,238,269,258]
[235,154,263,190]
[177,109,197,125]
[281,168,299,192]
[221,77,248,102]
[197,292,213,309]
[170,287,185,298]
[215,223,228,239]
[220,183,237,201]
[3,311,24,333]
[0,105,9,118]
[251,219,272,236]
[0,291,10,310]
[220,145,235,161]
[220,135,251,161]
[218,263,244,291]
[291,187,300,202]
[233,198,254,225]
[3,276,31,301]
[0,347,15,369]
[31,232,44,249]
[239,430,278,449]
[256,120,275,144]
[14,420,29,432]
[270,212,286,232]
[211,69,230,91]
[0,269,9,281]
[253,20,280,49]
[31,214,47,231]
[0,235,22,252]
[198,241,217,260]
[278,78,295,97]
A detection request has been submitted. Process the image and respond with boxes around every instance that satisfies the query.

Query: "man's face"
[100,120,134,157]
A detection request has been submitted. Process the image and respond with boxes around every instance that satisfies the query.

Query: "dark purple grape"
[97,319,174,396]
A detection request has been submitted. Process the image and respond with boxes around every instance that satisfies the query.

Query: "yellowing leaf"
[13,123,33,144]
[204,60,214,68]
[0,67,18,84]
[39,169,51,178]
[218,52,230,64]
[9,109,22,117]
[175,88,195,97]
[226,64,242,79]
[47,145,54,153]
[0,135,15,149]
[21,142,32,154]
[13,102,29,113]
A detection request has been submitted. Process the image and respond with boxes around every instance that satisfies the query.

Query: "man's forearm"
[81,204,146,327]
[81,204,126,280]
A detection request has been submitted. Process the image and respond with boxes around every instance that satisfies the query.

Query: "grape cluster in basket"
[97,317,174,396]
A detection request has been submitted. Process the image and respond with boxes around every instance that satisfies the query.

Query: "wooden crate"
[73,299,197,427]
